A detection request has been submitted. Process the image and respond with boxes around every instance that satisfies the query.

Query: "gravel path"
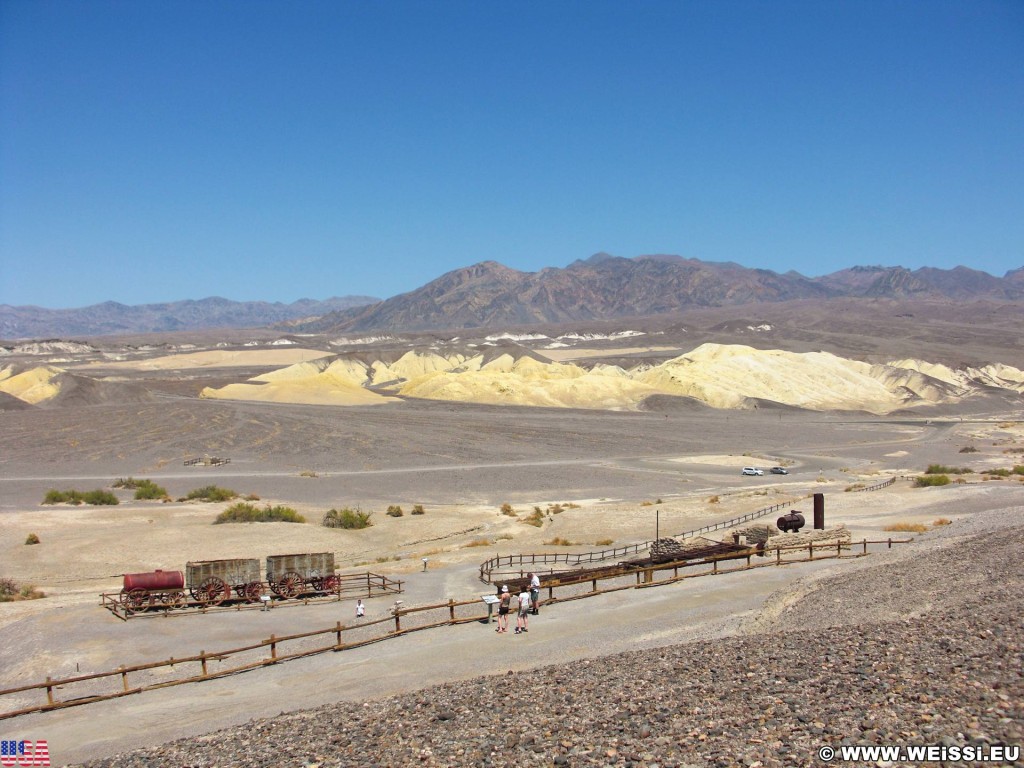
[74,508,1023,768]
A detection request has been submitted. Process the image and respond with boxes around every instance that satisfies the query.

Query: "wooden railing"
[0,536,911,721]
[478,475,900,583]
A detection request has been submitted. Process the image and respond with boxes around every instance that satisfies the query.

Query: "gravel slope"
[76,509,1023,768]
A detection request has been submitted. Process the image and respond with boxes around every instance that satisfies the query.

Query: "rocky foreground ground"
[79,512,1023,768]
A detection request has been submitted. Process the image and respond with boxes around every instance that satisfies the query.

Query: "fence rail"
[0,535,911,721]
[478,476,899,583]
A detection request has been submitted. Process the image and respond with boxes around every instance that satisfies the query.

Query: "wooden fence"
[478,476,899,582]
[0,536,910,721]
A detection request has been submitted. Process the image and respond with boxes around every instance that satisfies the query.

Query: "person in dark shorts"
[529,572,540,615]
[496,585,511,633]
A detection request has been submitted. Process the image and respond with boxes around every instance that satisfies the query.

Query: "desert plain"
[0,322,1022,766]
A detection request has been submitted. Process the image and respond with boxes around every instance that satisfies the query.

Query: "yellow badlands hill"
[5,345,1019,412]
[196,343,1024,413]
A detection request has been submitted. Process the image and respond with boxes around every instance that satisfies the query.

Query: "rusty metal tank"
[776,511,805,534]
[122,569,184,592]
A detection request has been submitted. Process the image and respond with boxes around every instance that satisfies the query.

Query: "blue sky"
[1,1,1022,309]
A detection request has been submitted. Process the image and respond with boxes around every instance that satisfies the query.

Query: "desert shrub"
[214,503,305,524]
[884,522,928,533]
[925,464,972,475]
[656,498,663,504]
[43,489,109,505]
[411,504,425,515]
[500,503,516,517]
[323,507,373,529]
[133,480,168,500]
[0,577,45,602]
[43,489,75,504]
[386,505,404,517]
[1013,465,1024,475]
[522,509,544,527]
[984,468,1011,478]
[707,495,720,504]
[933,518,952,526]
[185,485,238,502]
[1003,447,1024,454]
[914,475,950,487]
[959,446,978,453]
[844,483,866,492]
[595,538,614,546]
[640,500,653,507]
[563,502,581,509]
[81,490,119,505]
[462,538,493,548]
[546,503,564,514]
[544,537,573,546]
[299,470,318,478]
[25,533,40,545]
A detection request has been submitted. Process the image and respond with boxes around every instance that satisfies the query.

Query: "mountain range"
[3,255,1022,338]
[0,295,379,339]
[291,255,1024,333]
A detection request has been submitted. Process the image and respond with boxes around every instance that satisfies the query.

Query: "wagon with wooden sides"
[265,552,338,598]
[186,558,264,606]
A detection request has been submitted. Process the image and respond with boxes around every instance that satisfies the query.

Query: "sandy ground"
[0,356,1021,765]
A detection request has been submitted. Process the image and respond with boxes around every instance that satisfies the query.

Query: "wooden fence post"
[336,621,343,646]
[809,542,814,560]
[45,676,55,705]
[269,636,277,660]
[200,651,208,676]
[448,598,455,622]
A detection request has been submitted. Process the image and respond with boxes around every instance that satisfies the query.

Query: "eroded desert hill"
[188,344,1024,414]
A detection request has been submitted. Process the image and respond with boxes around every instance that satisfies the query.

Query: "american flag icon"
[0,740,50,766]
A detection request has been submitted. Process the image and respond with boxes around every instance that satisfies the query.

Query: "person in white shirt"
[515,587,531,634]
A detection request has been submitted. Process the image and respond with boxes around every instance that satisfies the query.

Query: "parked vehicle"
[741,467,763,476]
[770,466,789,475]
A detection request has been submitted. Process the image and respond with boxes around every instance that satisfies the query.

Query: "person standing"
[496,585,511,633]
[515,585,531,634]
[529,572,541,615]
[355,599,365,618]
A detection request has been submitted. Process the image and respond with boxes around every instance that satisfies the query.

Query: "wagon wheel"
[161,591,187,610]
[243,582,265,603]
[277,571,305,599]
[196,576,229,606]
[321,574,340,593]
[310,576,325,592]
[122,588,150,614]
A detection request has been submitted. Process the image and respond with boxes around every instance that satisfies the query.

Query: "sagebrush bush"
[214,503,305,524]
[323,507,373,529]
[544,537,573,546]
[185,485,238,502]
[500,503,516,516]
[884,522,928,533]
[595,538,614,546]
[522,509,544,527]
[0,577,45,602]
[411,504,425,515]
[386,505,404,517]
[914,475,950,487]
[133,480,168,500]
[25,533,40,545]
[925,464,972,475]
[959,446,978,453]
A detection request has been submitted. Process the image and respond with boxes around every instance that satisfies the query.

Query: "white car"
[741,467,763,476]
